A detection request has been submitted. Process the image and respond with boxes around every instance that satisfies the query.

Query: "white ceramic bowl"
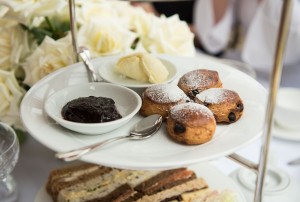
[275,87,300,130]
[98,56,178,88]
[44,83,142,135]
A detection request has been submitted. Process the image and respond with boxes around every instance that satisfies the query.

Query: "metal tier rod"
[228,1,292,201]
[254,0,292,201]
[227,153,258,173]
[68,0,79,62]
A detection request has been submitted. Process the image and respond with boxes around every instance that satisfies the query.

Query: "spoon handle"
[78,47,101,82]
[288,157,300,166]
[55,135,129,161]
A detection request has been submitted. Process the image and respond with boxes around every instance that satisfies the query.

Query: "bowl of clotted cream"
[98,52,178,89]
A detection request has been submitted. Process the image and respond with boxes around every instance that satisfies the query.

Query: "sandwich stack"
[46,163,237,202]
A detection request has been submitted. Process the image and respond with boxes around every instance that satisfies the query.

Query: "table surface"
[13,53,300,202]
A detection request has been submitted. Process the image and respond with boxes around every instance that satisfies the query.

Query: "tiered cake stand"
[68,0,293,201]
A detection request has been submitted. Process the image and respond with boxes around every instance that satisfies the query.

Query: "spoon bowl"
[55,114,163,161]
[127,114,163,140]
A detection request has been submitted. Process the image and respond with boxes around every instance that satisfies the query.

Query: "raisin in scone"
[195,88,244,123]
[177,69,222,99]
[166,103,216,145]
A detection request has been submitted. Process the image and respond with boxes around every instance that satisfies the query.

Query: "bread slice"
[136,177,208,202]
[135,168,196,195]
[124,168,196,201]
[181,188,238,202]
[46,163,111,201]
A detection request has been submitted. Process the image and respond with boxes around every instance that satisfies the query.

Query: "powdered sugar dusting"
[196,88,235,104]
[145,84,187,103]
[170,103,213,122]
[180,69,217,89]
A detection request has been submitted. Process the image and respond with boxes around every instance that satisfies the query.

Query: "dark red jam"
[61,96,122,123]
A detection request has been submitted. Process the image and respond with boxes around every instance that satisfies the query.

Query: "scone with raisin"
[177,69,222,99]
[195,88,244,123]
[166,103,216,145]
[140,84,190,120]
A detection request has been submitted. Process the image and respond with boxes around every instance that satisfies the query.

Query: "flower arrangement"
[0,0,195,132]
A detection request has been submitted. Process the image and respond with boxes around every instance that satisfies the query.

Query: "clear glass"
[0,122,20,202]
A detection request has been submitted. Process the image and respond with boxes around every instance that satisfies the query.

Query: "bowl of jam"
[44,83,142,135]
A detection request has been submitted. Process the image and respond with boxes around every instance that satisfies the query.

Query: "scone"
[140,84,189,119]
[166,103,216,145]
[195,88,244,123]
[177,69,222,99]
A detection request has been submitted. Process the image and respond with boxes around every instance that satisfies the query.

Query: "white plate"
[34,163,246,202]
[20,55,266,170]
[44,83,141,135]
[272,122,300,141]
[98,55,178,88]
[230,166,300,202]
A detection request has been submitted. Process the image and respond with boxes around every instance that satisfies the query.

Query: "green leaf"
[31,27,53,44]
[131,37,140,49]
[13,127,27,145]
[20,17,71,45]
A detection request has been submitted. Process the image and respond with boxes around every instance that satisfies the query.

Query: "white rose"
[127,7,156,38]
[0,70,25,128]
[0,5,9,17]
[22,33,75,87]
[76,1,119,25]
[0,22,30,71]
[0,0,66,25]
[75,0,107,4]
[0,17,18,27]
[143,15,196,56]
[78,19,137,57]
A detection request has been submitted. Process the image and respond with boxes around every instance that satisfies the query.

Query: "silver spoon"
[288,157,300,166]
[78,46,102,82]
[55,114,163,161]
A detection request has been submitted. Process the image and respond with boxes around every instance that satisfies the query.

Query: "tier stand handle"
[67,0,293,201]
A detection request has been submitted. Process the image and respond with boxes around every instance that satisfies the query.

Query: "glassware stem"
[0,175,18,202]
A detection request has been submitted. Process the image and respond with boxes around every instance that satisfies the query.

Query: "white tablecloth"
[13,54,300,202]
